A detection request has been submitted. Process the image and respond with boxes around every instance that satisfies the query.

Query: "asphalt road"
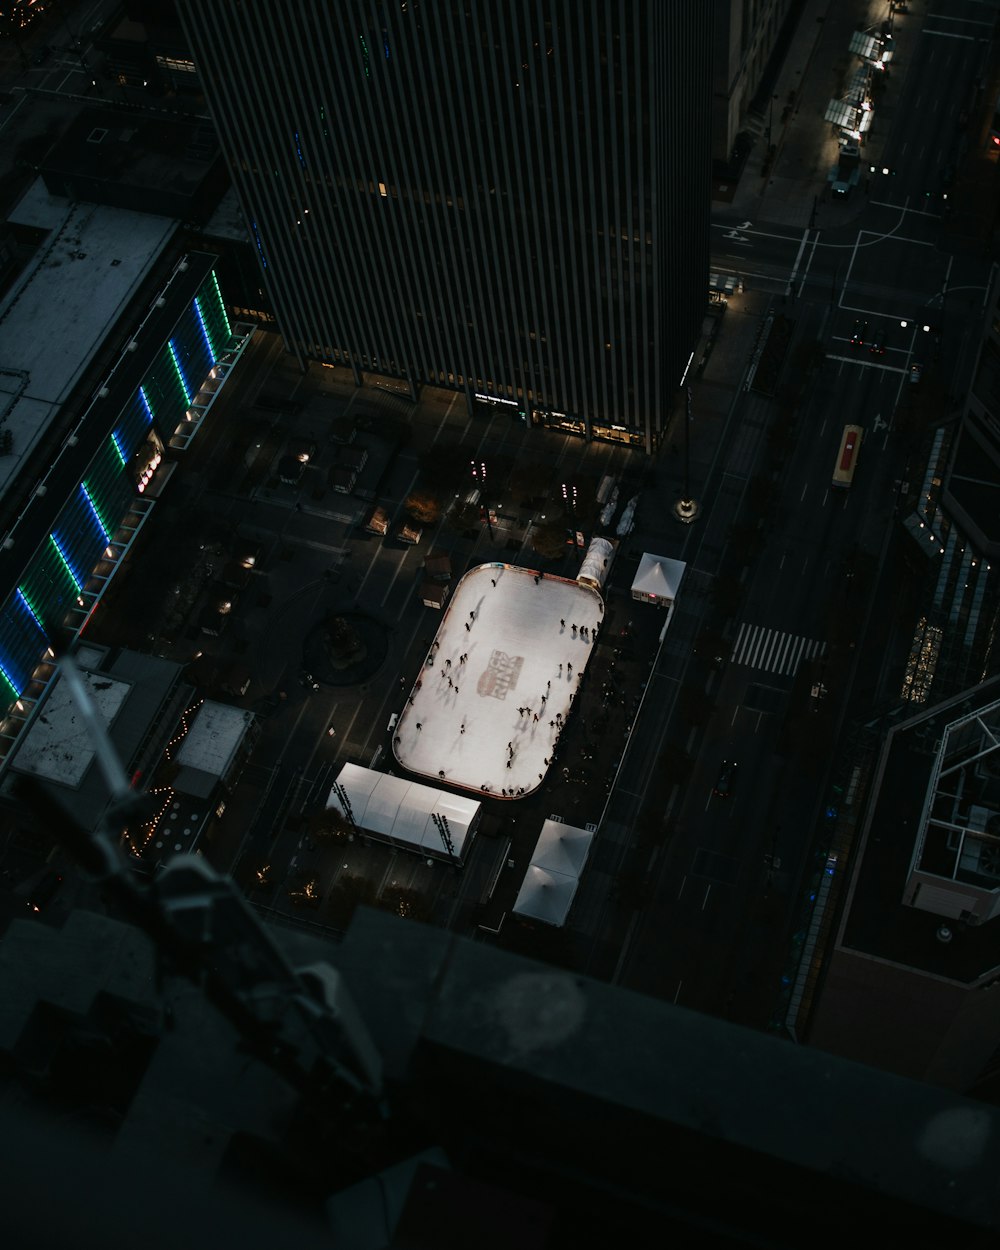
[588,11,995,1027]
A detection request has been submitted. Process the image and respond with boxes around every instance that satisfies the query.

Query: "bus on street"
[832,424,863,489]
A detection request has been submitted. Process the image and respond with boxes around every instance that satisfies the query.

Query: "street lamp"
[561,483,580,546]
[471,459,493,539]
[672,387,700,524]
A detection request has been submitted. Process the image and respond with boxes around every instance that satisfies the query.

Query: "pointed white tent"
[512,818,595,926]
[513,865,579,926]
[631,552,686,607]
[531,819,594,878]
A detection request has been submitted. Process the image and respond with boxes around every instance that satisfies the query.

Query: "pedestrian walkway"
[731,621,826,676]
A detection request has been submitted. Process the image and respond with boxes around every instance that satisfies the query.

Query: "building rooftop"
[0,178,176,498]
[11,668,130,788]
[40,107,222,222]
[1,647,188,831]
[835,677,1000,985]
[175,699,253,781]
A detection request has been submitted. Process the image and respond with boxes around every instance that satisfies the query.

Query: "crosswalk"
[730,622,826,677]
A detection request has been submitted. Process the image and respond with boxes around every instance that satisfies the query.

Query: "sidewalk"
[720,0,923,230]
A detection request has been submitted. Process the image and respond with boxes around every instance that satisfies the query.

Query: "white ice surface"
[394,562,604,799]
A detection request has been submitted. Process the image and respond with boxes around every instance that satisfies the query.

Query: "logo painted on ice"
[476,650,524,699]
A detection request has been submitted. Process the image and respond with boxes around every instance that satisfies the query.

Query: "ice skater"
[534,575,540,584]
[465,622,471,632]
[438,770,446,778]
[567,662,573,675]
[546,680,551,690]
[416,723,422,731]
[558,663,562,675]
[560,618,565,628]
[460,724,466,734]
[491,578,497,587]
[445,658,452,669]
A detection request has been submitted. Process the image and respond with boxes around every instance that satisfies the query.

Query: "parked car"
[397,522,423,545]
[713,760,738,798]
[909,362,923,384]
[849,319,868,347]
[364,505,390,536]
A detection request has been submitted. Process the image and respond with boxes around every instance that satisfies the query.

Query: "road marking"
[702,883,712,910]
[922,27,978,39]
[673,980,683,1003]
[731,622,826,676]
[786,227,812,296]
[677,875,686,900]
[826,353,909,374]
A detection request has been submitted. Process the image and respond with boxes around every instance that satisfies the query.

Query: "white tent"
[512,818,595,926]
[577,536,616,590]
[631,552,686,607]
[531,819,594,878]
[327,762,481,863]
[513,865,579,926]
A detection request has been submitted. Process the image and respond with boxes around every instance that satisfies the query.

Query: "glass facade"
[0,265,235,705]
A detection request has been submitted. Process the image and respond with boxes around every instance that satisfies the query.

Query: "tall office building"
[178,2,711,453]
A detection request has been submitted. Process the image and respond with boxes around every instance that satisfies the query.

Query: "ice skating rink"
[393,563,603,798]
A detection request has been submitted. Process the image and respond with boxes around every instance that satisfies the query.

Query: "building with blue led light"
[0,181,253,761]
[179,1,711,453]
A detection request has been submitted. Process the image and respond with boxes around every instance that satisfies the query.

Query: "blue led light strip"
[192,297,216,364]
[110,431,128,466]
[15,587,46,635]
[49,534,82,592]
[80,482,111,542]
[167,340,192,404]
[138,386,155,423]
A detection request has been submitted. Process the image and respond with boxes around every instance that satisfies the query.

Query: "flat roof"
[0,179,176,498]
[175,701,254,778]
[834,677,1000,983]
[42,108,220,198]
[11,669,130,788]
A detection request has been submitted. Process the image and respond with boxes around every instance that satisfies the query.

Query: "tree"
[405,488,441,524]
[530,517,569,560]
[307,806,353,844]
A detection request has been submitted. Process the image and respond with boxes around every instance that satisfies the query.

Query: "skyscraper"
[179,2,711,453]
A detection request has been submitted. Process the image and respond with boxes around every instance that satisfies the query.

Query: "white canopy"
[513,818,595,926]
[531,819,594,877]
[327,762,481,862]
[513,865,579,926]
[631,552,686,606]
[577,536,616,590]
